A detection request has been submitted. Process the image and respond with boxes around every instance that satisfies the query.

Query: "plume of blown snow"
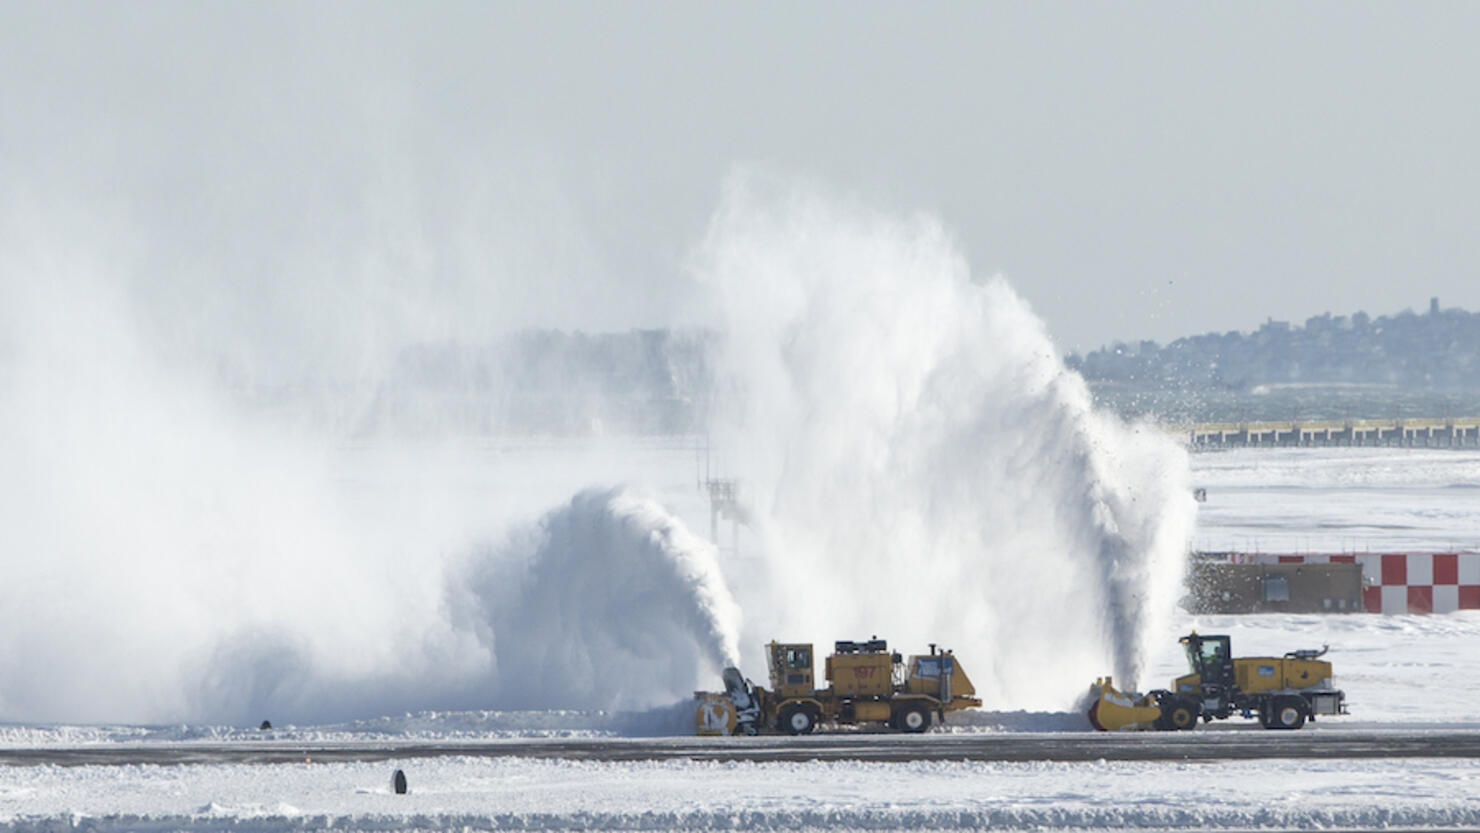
[0,255,741,722]
[694,172,1195,704]
[447,487,742,710]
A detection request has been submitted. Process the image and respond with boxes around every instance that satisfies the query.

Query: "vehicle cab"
[1177,632,1235,716]
[767,641,815,698]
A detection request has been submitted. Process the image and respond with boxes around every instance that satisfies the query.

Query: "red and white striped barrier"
[1229,552,1480,613]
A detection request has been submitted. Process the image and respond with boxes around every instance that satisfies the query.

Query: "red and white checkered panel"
[1231,552,1480,614]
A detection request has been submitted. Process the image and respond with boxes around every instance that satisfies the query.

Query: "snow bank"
[4,756,1479,831]
[0,706,697,748]
[694,173,1196,701]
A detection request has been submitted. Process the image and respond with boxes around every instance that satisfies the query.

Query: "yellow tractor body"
[697,636,981,735]
[1088,632,1347,732]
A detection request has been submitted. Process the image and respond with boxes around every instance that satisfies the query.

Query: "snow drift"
[8,753,1480,832]
[696,173,1197,703]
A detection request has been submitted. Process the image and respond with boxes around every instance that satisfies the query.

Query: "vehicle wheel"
[1267,696,1307,730]
[1155,698,1198,731]
[779,705,816,735]
[1171,701,1199,730]
[896,704,931,733]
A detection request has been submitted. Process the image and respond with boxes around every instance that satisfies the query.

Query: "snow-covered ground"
[6,755,1480,832]
[1191,446,1480,553]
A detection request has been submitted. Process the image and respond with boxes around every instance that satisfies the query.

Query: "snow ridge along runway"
[4,756,1480,832]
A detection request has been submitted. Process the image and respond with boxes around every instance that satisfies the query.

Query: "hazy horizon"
[5,2,1478,386]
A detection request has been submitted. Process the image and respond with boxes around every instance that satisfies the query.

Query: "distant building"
[1191,552,1480,614]
[1187,559,1363,614]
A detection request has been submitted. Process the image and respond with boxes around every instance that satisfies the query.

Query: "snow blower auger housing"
[695,637,982,735]
[1088,632,1347,731]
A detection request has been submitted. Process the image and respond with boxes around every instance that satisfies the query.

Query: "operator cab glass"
[914,657,942,678]
[768,641,815,695]
[786,647,811,669]
[1183,634,1232,683]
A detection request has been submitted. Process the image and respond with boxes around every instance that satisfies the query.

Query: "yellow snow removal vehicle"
[1088,632,1347,731]
[696,637,982,735]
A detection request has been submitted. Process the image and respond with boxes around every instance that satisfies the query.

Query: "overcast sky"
[4,1,1478,375]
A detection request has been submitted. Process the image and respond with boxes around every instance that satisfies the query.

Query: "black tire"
[896,703,932,733]
[779,704,816,735]
[1265,696,1307,730]
[1155,698,1199,731]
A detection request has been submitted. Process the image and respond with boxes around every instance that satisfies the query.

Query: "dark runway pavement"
[5,728,1479,767]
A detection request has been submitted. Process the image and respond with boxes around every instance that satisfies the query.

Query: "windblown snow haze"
[696,175,1196,702]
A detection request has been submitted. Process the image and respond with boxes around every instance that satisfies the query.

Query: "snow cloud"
[695,172,1196,701]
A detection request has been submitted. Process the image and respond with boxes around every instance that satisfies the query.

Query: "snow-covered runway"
[5,755,1480,832]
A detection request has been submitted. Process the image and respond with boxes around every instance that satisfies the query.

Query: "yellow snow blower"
[696,637,982,735]
[1088,632,1347,731]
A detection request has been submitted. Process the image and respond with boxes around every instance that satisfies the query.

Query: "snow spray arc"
[179,486,741,723]
[449,487,742,711]
[0,251,739,723]
[695,173,1197,706]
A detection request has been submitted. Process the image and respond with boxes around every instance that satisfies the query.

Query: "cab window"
[1185,639,1228,673]
[785,648,810,669]
[1201,640,1227,667]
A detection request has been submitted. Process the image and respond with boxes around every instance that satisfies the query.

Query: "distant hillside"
[235,300,1480,436]
[1069,299,1480,390]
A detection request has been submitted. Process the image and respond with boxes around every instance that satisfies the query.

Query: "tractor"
[1088,632,1347,731]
